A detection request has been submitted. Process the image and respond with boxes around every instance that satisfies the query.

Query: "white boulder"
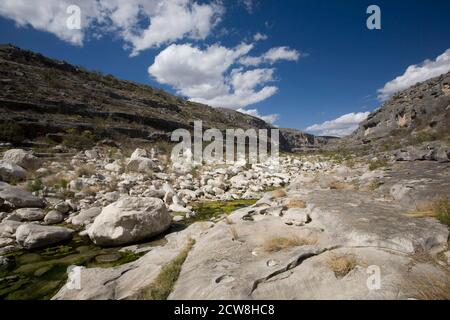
[87,197,171,246]
[3,149,40,171]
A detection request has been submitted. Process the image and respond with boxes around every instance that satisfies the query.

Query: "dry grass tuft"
[263,236,317,252]
[404,273,450,300]
[285,198,307,209]
[76,164,96,177]
[326,254,357,278]
[271,189,287,199]
[329,181,356,190]
[405,199,450,226]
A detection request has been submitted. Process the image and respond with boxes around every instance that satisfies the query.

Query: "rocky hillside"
[0,44,320,151]
[346,71,450,152]
[280,128,339,152]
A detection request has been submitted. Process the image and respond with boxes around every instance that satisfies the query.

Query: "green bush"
[63,129,96,149]
[0,123,25,143]
[27,178,44,193]
[368,159,388,171]
[434,200,450,226]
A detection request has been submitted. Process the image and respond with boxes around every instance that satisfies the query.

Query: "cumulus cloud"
[0,0,224,55]
[149,42,284,109]
[237,108,279,124]
[305,112,370,137]
[240,46,301,66]
[378,49,450,101]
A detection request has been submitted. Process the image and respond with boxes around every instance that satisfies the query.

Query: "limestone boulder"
[87,197,171,246]
[15,224,74,249]
[3,149,40,170]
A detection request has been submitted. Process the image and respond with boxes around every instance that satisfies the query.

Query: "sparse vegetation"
[368,159,388,171]
[404,272,450,300]
[63,129,96,149]
[405,199,450,226]
[190,165,201,179]
[329,181,356,190]
[414,130,439,144]
[318,150,353,164]
[76,164,96,177]
[26,178,44,193]
[271,189,287,199]
[285,198,307,209]
[188,200,256,224]
[0,123,25,143]
[262,236,317,252]
[369,180,384,191]
[434,199,450,226]
[326,253,357,278]
[137,239,195,300]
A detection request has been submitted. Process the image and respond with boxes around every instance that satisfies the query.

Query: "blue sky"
[1,0,449,136]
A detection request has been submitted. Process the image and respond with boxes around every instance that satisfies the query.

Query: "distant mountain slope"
[0,44,326,152]
[0,45,269,143]
[280,128,339,151]
[341,71,450,152]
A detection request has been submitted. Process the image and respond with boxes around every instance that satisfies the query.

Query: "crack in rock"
[249,246,338,295]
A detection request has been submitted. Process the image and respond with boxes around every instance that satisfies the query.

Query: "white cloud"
[149,42,283,109]
[0,0,95,45]
[253,32,267,41]
[378,49,450,101]
[239,0,256,14]
[0,0,224,55]
[305,112,370,137]
[240,46,301,66]
[237,108,279,124]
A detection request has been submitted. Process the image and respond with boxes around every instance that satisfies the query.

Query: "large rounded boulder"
[87,197,171,246]
[3,149,40,171]
[0,160,27,183]
[16,224,75,249]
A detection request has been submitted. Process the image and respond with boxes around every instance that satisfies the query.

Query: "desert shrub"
[434,199,450,226]
[0,123,25,143]
[27,178,44,192]
[63,129,96,149]
[76,164,96,177]
[319,150,353,164]
[263,236,317,252]
[329,181,356,190]
[369,180,384,191]
[285,198,307,209]
[326,254,357,278]
[368,159,388,171]
[41,69,65,89]
[153,140,174,157]
[415,130,439,144]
